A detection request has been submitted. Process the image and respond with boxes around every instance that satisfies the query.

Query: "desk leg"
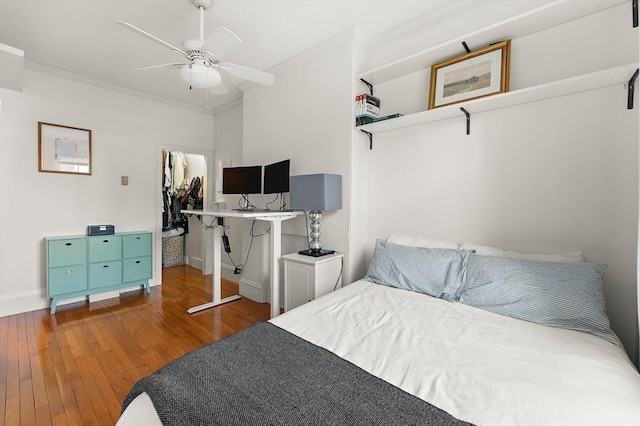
[269,219,282,318]
[188,221,241,314]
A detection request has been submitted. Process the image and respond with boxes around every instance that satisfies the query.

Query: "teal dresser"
[45,231,152,314]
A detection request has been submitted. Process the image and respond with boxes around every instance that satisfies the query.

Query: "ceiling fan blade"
[209,82,229,95]
[219,62,275,86]
[115,20,188,58]
[202,26,242,60]
[135,63,184,71]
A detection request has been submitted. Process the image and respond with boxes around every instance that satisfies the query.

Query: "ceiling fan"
[116,0,275,96]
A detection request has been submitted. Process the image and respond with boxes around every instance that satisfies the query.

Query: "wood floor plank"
[0,265,270,425]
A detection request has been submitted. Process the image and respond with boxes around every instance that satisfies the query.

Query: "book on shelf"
[355,93,381,126]
[356,113,403,127]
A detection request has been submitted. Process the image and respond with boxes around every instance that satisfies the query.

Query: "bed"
[117,238,640,425]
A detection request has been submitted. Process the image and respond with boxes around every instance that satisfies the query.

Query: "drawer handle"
[135,260,141,264]
[103,265,109,268]
[103,239,109,243]
[135,237,141,240]
[65,242,72,246]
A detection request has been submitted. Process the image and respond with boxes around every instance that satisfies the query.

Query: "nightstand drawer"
[89,235,122,262]
[123,233,152,258]
[48,238,86,267]
[123,256,152,282]
[89,261,122,288]
[48,265,87,296]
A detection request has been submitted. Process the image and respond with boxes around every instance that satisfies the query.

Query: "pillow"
[365,240,469,300]
[458,254,616,343]
[459,242,584,264]
[387,235,459,250]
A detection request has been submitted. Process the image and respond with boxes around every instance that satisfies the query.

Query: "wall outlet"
[121,176,128,185]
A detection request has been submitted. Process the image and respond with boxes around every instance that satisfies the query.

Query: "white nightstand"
[283,252,344,311]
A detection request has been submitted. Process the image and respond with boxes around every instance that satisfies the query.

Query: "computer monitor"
[222,166,262,195]
[263,159,290,194]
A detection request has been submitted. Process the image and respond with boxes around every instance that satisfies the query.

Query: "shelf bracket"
[360,78,374,96]
[628,68,639,109]
[460,107,471,135]
[633,0,638,27]
[360,129,373,150]
[461,41,471,54]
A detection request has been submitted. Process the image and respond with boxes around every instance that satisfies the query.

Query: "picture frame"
[38,122,92,175]
[428,40,511,109]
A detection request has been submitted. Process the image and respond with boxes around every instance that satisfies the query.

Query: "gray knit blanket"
[122,322,473,425]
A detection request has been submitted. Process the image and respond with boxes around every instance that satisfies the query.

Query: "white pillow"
[459,242,584,264]
[387,235,459,250]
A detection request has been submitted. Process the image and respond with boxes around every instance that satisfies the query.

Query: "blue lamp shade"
[290,174,342,211]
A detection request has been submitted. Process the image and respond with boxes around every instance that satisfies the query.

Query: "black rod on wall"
[628,69,639,109]
[633,0,638,27]
[359,79,374,96]
[360,129,373,150]
[460,107,471,135]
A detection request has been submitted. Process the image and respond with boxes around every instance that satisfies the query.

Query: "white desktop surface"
[180,209,302,318]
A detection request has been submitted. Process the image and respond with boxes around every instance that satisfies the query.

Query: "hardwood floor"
[0,265,270,425]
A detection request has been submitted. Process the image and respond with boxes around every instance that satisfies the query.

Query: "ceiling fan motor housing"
[191,0,213,11]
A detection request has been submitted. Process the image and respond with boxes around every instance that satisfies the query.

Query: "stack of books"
[354,93,403,126]
[355,93,380,126]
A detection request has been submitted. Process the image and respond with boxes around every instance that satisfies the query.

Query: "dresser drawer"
[123,233,152,258]
[123,256,152,283]
[48,238,86,267]
[48,264,87,296]
[89,261,122,289]
[89,235,122,262]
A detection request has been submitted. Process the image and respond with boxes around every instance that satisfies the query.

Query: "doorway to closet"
[160,149,210,280]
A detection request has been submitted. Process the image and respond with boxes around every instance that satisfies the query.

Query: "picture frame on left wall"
[38,121,92,175]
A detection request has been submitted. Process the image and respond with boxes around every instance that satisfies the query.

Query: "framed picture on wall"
[38,122,92,175]
[428,40,511,109]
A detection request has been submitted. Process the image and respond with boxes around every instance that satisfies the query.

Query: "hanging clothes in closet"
[162,150,204,232]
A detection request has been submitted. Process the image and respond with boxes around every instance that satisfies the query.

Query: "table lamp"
[290,173,342,257]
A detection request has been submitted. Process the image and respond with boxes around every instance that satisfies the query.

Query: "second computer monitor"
[263,159,290,194]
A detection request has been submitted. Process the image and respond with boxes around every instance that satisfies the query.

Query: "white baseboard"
[185,255,203,270]
[0,278,161,318]
[239,278,267,303]
[0,289,49,317]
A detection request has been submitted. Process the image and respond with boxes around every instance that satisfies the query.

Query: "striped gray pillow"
[459,254,616,343]
[365,240,470,301]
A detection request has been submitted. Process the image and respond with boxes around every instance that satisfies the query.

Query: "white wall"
[240,29,356,303]
[359,3,639,363]
[0,66,214,316]
[213,101,244,281]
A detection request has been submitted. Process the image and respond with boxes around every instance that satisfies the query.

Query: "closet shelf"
[357,63,638,135]
[356,0,626,85]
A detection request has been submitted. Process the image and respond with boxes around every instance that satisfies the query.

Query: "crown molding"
[25,60,215,116]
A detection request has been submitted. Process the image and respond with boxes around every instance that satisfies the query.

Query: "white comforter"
[271,280,640,426]
[118,280,640,426]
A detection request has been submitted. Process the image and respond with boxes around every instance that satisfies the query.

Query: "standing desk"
[180,209,301,318]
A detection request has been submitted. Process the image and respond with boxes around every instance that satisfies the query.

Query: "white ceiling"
[0,0,459,112]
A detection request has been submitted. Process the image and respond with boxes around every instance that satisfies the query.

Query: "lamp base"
[298,249,335,257]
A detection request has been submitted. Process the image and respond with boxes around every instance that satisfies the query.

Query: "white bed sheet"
[271,280,640,426]
[118,280,640,425]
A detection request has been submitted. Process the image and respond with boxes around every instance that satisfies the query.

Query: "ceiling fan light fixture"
[180,63,221,89]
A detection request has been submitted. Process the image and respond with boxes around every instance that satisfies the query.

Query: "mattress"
[118,280,640,425]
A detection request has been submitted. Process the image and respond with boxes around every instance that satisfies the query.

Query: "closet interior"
[161,150,206,269]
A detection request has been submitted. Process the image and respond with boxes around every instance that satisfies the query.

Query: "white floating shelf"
[356,0,627,85]
[357,63,638,135]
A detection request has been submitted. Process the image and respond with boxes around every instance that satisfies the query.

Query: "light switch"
[121,176,128,185]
